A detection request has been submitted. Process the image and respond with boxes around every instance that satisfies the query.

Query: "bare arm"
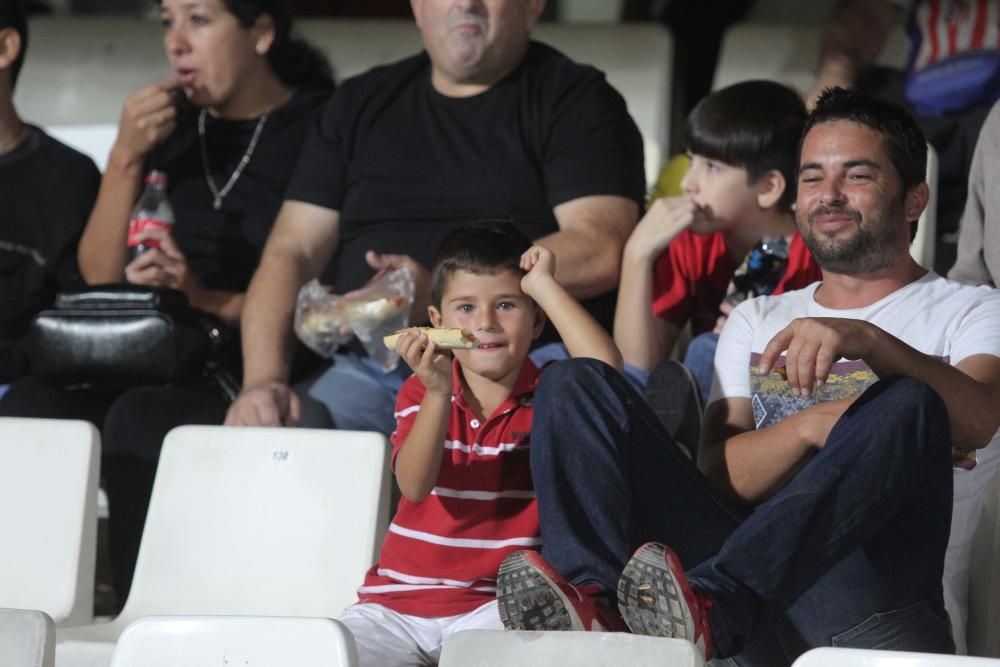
[391,333,453,501]
[614,197,696,371]
[79,76,181,283]
[224,200,339,426]
[521,246,623,371]
[807,0,901,106]
[699,395,853,504]
[759,317,1000,451]
[540,194,638,299]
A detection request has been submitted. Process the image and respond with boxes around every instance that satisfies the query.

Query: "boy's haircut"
[430,220,533,307]
[0,0,27,89]
[804,87,927,193]
[683,80,806,211]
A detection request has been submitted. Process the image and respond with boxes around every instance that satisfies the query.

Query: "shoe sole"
[617,542,690,639]
[497,551,582,631]
[645,361,704,455]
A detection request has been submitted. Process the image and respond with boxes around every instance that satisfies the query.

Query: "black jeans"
[531,359,954,663]
[0,375,229,600]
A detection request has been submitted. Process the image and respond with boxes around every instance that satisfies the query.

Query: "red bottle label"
[127,217,172,247]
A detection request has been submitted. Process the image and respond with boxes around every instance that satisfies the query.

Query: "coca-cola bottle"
[126,170,175,263]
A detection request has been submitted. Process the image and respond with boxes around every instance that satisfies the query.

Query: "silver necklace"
[198,108,269,210]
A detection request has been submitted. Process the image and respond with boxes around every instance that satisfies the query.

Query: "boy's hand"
[520,245,557,297]
[396,330,452,396]
[624,196,703,263]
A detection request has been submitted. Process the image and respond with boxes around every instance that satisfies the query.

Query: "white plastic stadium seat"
[18,17,671,186]
[439,629,705,667]
[57,426,392,667]
[0,608,55,667]
[0,418,100,626]
[792,647,1000,666]
[108,615,358,667]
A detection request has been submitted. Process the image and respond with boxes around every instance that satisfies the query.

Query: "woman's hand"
[124,228,197,297]
[396,330,452,396]
[110,75,184,174]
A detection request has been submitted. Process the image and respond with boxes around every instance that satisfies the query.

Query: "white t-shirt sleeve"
[948,291,1000,366]
[707,298,758,406]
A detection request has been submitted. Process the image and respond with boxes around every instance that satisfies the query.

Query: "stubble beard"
[798,198,904,274]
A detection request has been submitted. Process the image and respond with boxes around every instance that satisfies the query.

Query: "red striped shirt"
[357,358,541,617]
[911,0,1000,70]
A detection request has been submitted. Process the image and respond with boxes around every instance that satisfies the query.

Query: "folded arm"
[807,0,901,106]
[758,317,1000,452]
[540,194,638,299]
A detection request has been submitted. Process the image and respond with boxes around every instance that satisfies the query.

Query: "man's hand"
[395,331,452,396]
[225,381,302,427]
[364,250,432,323]
[759,317,880,396]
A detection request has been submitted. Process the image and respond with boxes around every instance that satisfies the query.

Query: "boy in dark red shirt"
[614,81,821,406]
[339,221,622,666]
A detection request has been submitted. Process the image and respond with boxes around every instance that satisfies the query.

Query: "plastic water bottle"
[126,170,175,263]
[726,236,790,306]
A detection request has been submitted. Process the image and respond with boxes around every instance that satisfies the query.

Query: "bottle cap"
[145,170,168,186]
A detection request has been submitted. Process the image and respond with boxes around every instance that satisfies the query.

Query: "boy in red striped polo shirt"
[338,221,624,666]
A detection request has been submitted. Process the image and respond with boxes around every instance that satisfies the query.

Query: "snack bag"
[294,267,414,370]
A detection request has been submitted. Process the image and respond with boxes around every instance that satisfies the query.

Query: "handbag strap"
[55,285,190,310]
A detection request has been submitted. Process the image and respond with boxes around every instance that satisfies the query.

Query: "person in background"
[224,0,645,434]
[949,100,1000,287]
[614,80,820,447]
[0,0,333,607]
[340,221,622,665]
[0,0,100,394]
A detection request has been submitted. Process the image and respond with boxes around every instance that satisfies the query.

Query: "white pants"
[339,600,502,666]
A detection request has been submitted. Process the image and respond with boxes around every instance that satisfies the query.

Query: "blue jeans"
[531,359,954,662]
[683,331,718,405]
[295,351,412,435]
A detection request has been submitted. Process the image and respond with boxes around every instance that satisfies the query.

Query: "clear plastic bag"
[294,267,414,370]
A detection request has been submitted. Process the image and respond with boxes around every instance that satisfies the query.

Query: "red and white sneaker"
[497,550,628,632]
[617,542,714,660]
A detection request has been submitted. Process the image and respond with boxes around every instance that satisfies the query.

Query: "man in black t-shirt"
[0,0,101,386]
[226,0,646,433]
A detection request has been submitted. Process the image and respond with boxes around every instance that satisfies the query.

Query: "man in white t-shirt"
[496,87,1000,664]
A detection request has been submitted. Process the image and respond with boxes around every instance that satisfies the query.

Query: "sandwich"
[383,327,480,350]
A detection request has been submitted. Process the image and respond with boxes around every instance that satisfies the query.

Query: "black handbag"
[28,285,226,387]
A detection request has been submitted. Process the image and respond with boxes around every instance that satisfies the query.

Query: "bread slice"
[383,327,479,350]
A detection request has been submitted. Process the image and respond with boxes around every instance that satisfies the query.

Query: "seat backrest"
[18,17,671,185]
[119,426,391,621]
[108,615,357,667]
[792,647,1000,666]
[0,608,55,667]
[439,629,705,666]
[0,418,99,625]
